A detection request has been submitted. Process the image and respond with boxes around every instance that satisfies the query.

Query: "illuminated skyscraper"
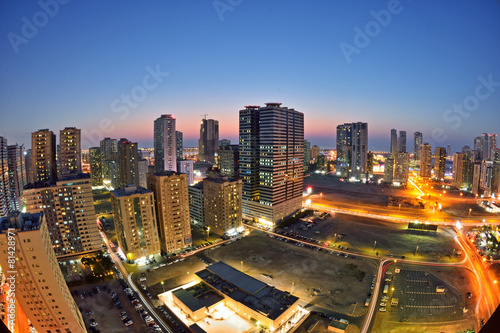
[0,213,88,333]
[420,143,432,178]
[413,132,422,161]
[59,127,82,177]
[7,144,27,212]
[336,122,368,178]
[390,129,397,157]
[0,137,8,216]
[31,129,57,183]
[394,152,410,185]
[154,114,177,172]
[178,159,195,186]
[218,144,239,178]
[433,147,447,180]
[199,118,219,163]
[452,152,472,190]
[111,184,160,261]
[176,130,183,161]
[239,103,304,224]
[147,171,192,254]
[398,130,406,153]
[384,156,394,183]
[23,173,101,257]
[118,138,139,188]
[89,147,102,186]
[303,139,311,172]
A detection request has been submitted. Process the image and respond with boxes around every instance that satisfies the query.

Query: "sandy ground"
[284,213,459,261]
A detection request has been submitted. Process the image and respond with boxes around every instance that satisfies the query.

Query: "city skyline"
[1,1,500,151]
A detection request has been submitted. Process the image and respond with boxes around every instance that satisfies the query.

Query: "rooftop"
[0,212,43,233]
[111,185,151,197]
[172,289,205,313]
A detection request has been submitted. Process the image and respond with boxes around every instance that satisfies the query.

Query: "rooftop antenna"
[200,114,208,120]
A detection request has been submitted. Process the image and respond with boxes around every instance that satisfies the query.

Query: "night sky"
[1,0,499,151]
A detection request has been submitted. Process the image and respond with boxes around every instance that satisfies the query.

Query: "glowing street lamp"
[161,281,165,292]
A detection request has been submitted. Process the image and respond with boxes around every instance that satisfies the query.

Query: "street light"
[161,281,165,292]
[207,226,210,238]
[468,208,472,221]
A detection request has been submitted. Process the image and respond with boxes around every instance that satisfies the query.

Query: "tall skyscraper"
[138,159,148,188]
[447,144,451,157]
[203,171,242,236]
[452,153,472,190]
[471,162,482,195]
[198,118,219,163]
[147,171,192,254]
[111,184,160,261]
[413,132,422,161]
[59,127,82,177]
[479,160,493,197]
[434,147,447,180]
[176,130,183,161]
[310,145,320,161]
[178,159,195,186]
[398,130,406,153]
[100,137,117,162]
[482,133,497,161]
[420,143,432,178]
[473,136,482,161]
[188,182,205,227]
[384,156,394,183]
[303,139,311,172]
[25,148,33,185]
[7,144,27,212]
[23,173,101,258]
[390,129,398,156]
[89,147,102,186]
[0,137,8,217]
[336,122,368,178]
[117,138,139,188]
[32,129,57,183]
[239,103,304,224]
[154,114,177,172]
[0,213,88,333]
[218,144,239,178]
[394,152,410,185]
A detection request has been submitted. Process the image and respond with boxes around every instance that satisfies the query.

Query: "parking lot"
[71,277,162,332]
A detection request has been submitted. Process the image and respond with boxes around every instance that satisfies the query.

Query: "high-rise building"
[25,148,33,185]
[154,114,177,172]
[100,137,117,162]
[413,132,422,161]
[447,144,451,157]
[176,130,183,161]
[0,213,88,333]
[89,147,102,186]
[178,159,195,186]
[482,133,497,161]
[218,144,239,178]
[366,151,374,176]
[203,171,242,236]
[433,147,447,180]
[239,103,304,225]
[147,171,192,254]
[420,143,432,178]
[199,118,219,163]
[23,174,101,257]
[102,160,119,190]
[390,129,398,157]
[59,127,82,177]
[310,145,320,162]
[471,162,482,196]
[188,182,205,227]
[32,129,57,183]
[0,137,8,217]
[384,156,394,183]
[479,160,493,197]
[336,122,368,178]
[491,162,500,196]
[452,152,472,190]
[303,139,311,172]
[7,144,27,212]
[117,138,139,188]
[398,130,406,153]
[111,185,160,261]
[219,139,231,147]
[394,152,410,185]
[138,159,148,188]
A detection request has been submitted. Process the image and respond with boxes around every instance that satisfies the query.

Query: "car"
[380,302,387,307]
[125,320,133,326]
[120,311,127,316]
[379,307,386,312]
[90,319,98,327]
[144,316,153,322]
[135,304,143,309]
[141,284,147,290]
[159,263,166,267]
[85,309,93,315]
[153,266,159,270]
[139,277,147,282]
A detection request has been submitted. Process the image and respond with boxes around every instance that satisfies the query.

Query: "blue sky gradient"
[1,0,499,151]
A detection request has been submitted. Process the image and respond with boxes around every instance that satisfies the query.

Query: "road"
[101,231,175,333]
